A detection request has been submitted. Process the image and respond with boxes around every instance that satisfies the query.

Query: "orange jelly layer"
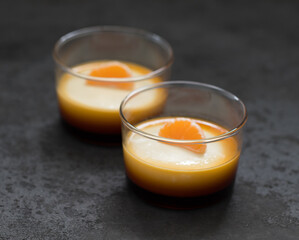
[57,61,163,134]
[123,117,240,197]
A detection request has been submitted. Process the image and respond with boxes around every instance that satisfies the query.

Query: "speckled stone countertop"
[0,0,298,239]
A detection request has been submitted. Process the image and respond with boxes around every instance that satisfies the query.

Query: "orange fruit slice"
[158,118,207,154]
[86,61,133,90]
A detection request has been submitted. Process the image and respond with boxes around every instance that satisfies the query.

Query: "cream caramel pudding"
[57,61,164,134]
[123,117,240,197]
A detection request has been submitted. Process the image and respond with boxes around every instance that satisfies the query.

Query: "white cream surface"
[127,123,226,168]
[62,69,157,110]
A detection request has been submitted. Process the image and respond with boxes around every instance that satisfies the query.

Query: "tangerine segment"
[158,118,207,154]
[86,61,134,90]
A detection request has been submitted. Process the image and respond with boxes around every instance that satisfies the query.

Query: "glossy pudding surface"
[123,117,240,197]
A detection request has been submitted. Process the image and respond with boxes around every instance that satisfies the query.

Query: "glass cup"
[53,26,173,142]
[120,81,247,208]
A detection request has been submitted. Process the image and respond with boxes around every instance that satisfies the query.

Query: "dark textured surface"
[1,0,299,239]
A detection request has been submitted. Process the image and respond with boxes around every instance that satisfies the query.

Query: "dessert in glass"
[53,26,173,142]
[120,81,247,208]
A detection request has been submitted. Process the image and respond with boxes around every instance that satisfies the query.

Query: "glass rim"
[120,81,248,144]
[52,25,174,83]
